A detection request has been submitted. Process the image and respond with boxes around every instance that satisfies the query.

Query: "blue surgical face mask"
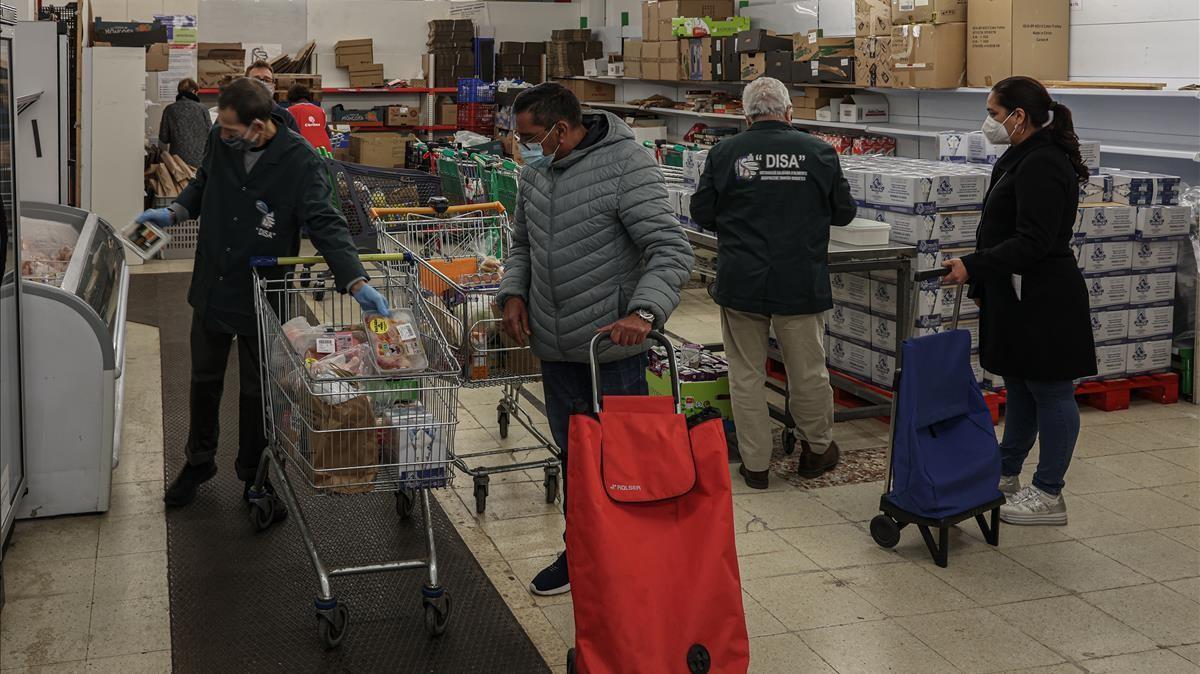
[518,126,559,168]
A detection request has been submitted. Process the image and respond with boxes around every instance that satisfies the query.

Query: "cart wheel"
[782,429,797,455]
[497,410,510,439]
[544,467,560,504]
[422,591,452,637]
[396,489,416,519]
[870,514,902,549]
[473,476,489,514]
[567,648,577,674]
[249,497,276,531]
[313,271,329,302]
[317,603,349,650]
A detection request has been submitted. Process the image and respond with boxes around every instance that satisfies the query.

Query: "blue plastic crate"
[457,77,495,103]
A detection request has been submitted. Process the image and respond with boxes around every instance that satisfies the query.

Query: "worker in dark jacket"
[943,76,1096,526]
[134,77,389,510]
[691,77,856,490]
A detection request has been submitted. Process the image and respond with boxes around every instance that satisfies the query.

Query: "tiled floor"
[2,272,1198,673]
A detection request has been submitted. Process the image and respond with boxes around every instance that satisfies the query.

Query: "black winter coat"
[690,121,857,315]
[961,131,1096,381]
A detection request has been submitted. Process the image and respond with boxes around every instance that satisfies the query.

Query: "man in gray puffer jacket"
[497,83,693,597]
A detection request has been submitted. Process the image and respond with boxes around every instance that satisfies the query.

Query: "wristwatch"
[633,309,655,326]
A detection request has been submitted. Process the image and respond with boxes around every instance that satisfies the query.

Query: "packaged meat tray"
[363,309,428,373]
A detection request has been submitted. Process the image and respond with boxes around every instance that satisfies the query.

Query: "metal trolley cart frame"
[249,253,461,648]
[372,200,562,514]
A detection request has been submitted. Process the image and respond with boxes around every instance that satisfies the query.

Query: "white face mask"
[981,110,1016,145]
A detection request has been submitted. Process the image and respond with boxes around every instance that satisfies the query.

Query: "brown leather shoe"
[739,464,769,490]
[796,441,840,479]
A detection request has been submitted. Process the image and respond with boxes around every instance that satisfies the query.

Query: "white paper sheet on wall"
[244,43,283,70]
[158,46,198,102]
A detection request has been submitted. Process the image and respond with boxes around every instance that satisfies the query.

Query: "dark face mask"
[222,125,259,152]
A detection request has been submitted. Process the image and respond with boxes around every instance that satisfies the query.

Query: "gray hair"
[743,77,792,119]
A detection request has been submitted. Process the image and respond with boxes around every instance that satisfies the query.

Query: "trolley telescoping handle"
[588,331,681,415]
[914,267,966,330]
[369,201,507,219]
[249,253,414,268]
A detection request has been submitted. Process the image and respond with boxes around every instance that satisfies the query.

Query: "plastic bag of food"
[282,316,321,355]
[363,309,428,373]
[309,344,375,379]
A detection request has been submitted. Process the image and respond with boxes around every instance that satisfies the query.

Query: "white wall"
[1067,0,1200,90]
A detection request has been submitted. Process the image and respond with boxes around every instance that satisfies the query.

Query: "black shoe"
[529,550,570,596]
[796,441,840,479]
[739,464,769,490]
[163,461,217,507]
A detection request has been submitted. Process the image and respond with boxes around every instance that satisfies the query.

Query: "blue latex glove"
[136,208,174,229]
[352,282,390,316]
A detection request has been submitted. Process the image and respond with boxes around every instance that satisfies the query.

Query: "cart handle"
[914,267,951,282]
[588,331,680,415]
[369,201,507,218]
[249,252,413,268]
[913,266,967,329]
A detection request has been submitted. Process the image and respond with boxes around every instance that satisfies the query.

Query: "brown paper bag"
[309,394,379,493]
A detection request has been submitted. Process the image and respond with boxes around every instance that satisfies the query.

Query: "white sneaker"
[1000,485,1067,526]
[999,474,1021,497]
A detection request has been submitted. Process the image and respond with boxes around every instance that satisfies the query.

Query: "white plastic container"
[831,217,891,246]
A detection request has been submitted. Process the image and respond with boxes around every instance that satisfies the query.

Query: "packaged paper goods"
[1073,204,1137,241]
[891,0,967,25]
[1134,206,1191,240]
[827,303,874,343]
[1106,170,1183,207]
[1073,239,1133,274]
[966,0,1069,88]
[1130,240,1180,271]
[1128,271,1176,306]
[1084,273,1132,309]
[937,132,970,163]
[967,132,1007,164]
[854,37,893,87]
[827,335,874,379]
[1126,338,1172,375]
[1127,303,1174,340]
[841,156,990,213]
[1080,174,1113,205]
[858,206,979,246]
[890,22,967,89]
[1089,307,1130,344]
[869,313,949,352]
[830,272,872,308]
[856,0,893,37]
[1085,342,1128,382]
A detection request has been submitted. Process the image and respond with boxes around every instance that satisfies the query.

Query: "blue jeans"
[1000,377,1080,495]
[541,353,649,520]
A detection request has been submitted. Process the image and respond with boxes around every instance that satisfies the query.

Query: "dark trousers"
[541,353,649,522]
[185,311,266,482]
[999,377,1080,495]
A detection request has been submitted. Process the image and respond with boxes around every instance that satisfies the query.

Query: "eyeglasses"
[252,75,275,85]
[513,127,553,150]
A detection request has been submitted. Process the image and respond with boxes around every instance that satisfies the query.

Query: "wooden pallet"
[1042,80,1166,91]
[1075,373,1180,412]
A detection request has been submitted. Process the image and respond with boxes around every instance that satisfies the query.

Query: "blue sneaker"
[529,551,570,596]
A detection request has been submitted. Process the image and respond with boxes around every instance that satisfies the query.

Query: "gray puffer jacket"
[497,111,694,364]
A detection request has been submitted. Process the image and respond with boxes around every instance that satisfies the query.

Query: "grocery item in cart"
[310,393,380,493]
[283,316,321,354]
[378,402,449,487]
[364,309,428,373]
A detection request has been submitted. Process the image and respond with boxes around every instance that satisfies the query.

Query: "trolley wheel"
[473,476,490,514]
[497,410,510,439]
[543,467,560,504]
[423,591,452,637]
[396,489,416,519]
[782,429,797,455]
[317,603,349,650]
[567,648,577,674]
[870,514,902,549]
[249,497,276,532]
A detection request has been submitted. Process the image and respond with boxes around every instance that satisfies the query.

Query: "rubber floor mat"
[130,274,551,673]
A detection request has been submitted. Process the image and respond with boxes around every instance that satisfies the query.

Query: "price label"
[316,337,336,354]
[369,317,391,334]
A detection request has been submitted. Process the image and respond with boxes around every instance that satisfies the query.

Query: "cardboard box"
[348,63,385,88]
[793,60,820,84]
[938,131,971,162]
[827,336,873,379]
[1080,140,1101,175]
[967,131,1007,164]
[641,42,662,79]
[682,38,714,80]
[657,0,737,43]
[710,36,739,81]
[967,0,1068,87]
[829,303,874,343]
[145,43,169,72]
[1129,271,1176,306]
[1074,204,1137,241]
[335,38,374,68]
[1131,240,1180,271]
[673,16,750,38]
[385,105,421,127]
[791,86,840,110]
[1073,240,1134,274]
[815,57,857,84]
[831,272,872,308]
[740,52,766,80]
[1126,339,1172,375]
[438,99,458,126]
[659,42,684,80]
[794,30,856,62]
[197,43,245,88]
[856,0,893,36]
[643,1,660,42]
[1127,303,1173,340]
[891,22,967,89]
[892,0,967,25]
[1084,273,1131,309]
[1090,342,1128,380]
[765,50,794,81]
[1081,174,1113,205]
[816,105,835,121]
[1090,307,1130,344]
[735,29,793,54]
[840,93,889,123]
[608,62,626,76]
[1107,170,1183,207]
[854,37,893,87]
[350,132,413,168]
[560,78,617,101]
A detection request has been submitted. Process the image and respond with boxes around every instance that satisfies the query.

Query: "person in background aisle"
[941,76,1096,526]
[690,77,856,490]
[245,59,300,133]
[286,83,332,153]
[158,78,211,168]
[497,82,693,597]
[132,77,389,511]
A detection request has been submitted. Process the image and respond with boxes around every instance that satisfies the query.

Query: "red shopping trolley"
[565,332,749,674]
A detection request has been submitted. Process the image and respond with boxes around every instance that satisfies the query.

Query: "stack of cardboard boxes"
[350,132,417,169]
[197,43,245,88]
[888,0,967,89]
[637,0,736,81]
[335,39,384,88]
[792,29,856,84]
[547,29,603,78]
[496,41,545,83]
[735,28,792,81]
[427,19,476,88]
[967,0,1069,87]
[854,0,893,87]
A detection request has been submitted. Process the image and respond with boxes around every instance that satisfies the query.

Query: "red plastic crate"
[456,102,496,134]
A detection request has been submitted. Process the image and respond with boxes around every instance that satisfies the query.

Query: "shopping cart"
[479,155,520,215]
[434,149,491,206]
[325,158,444,252]
[373,200,561,514]
[249,252,461,648]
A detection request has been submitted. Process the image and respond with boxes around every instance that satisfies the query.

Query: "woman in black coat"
[942,77,1096,527]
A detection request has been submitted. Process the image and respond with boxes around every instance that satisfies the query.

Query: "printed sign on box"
[1084,273,1132,309]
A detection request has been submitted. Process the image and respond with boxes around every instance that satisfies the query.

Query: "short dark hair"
[287,83,312,103]
[513,82,582,128]
[177,78,198,94]
[245,59,273,77]
[218,77,274,125]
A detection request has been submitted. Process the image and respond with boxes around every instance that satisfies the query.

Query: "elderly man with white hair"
[690,77,857,490]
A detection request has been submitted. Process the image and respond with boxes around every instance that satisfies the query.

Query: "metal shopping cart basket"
[434,149,491,206]
[479,156,520,215]
[250,252,461,648]
[325,158,443,252]
[373,200,561,514]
